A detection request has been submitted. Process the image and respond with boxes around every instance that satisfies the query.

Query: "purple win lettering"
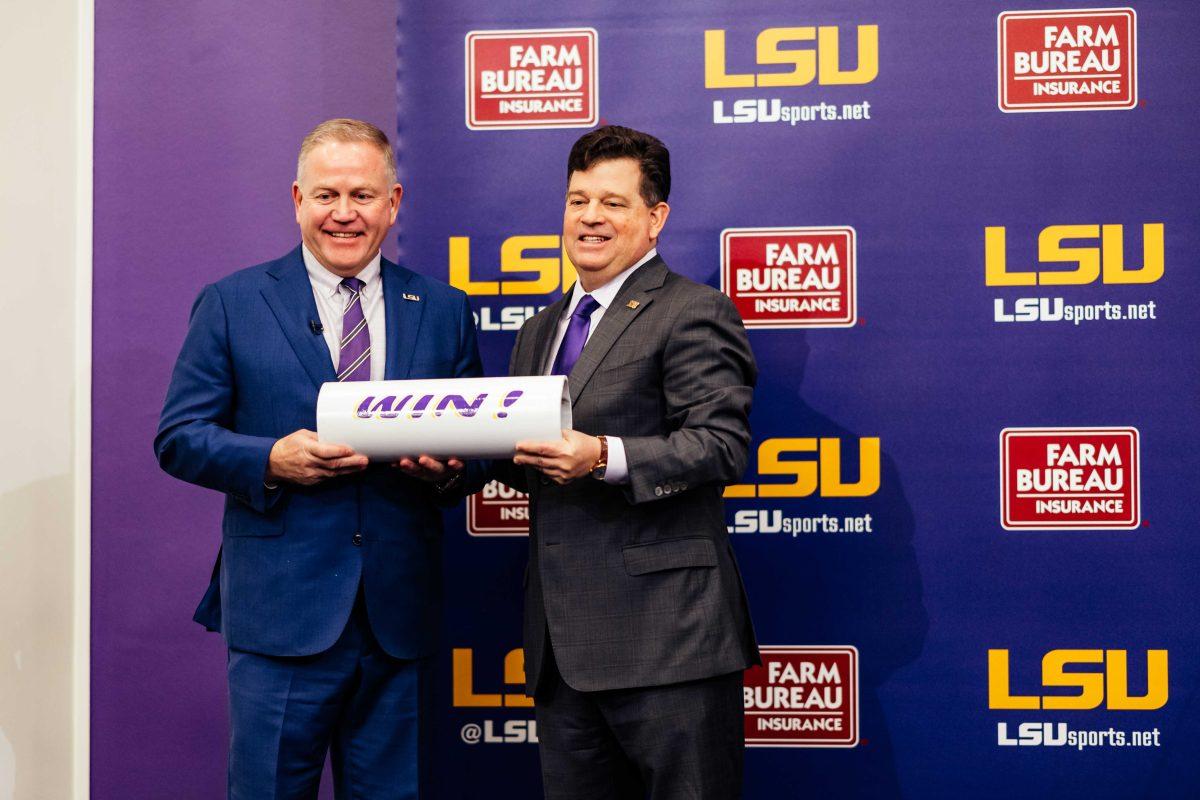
[496,390,523,419]
[408,394,434,419]
[355,395,412,419]
[434,393,489,418]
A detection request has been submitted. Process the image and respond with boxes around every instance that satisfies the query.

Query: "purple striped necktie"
[337,277,371,382]
[551,294,600,376]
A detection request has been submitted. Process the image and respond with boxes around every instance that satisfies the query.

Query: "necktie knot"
[552,294,601,376]
[341,277,365,295]
[574,294,600,319]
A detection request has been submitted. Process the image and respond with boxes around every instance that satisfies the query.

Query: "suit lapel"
[524,293,571,377]
[261,247,336,388]
[381,258,423,379]
[568,257,668,405]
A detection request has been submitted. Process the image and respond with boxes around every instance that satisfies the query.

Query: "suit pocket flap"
[623,537,717,576]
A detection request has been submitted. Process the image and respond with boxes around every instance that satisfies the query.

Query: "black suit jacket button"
[352,532,364,546]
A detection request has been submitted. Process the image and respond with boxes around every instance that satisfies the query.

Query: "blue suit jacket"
[155,245,482,658]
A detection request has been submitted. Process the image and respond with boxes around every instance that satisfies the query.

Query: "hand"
[513,429,601,485]
[392,455,464,483]
[265,429,368,486]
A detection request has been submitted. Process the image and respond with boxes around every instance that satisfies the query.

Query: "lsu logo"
[985,223,1163,286]
[744,646,859,747]
[726,438,880,499]
[465,28,598,129]
[705,26,878,88]
[998,8,1136,112]
[468,480,529,537]
[452,647,533,708]
[988,649,1167,710]
[1000,427,1139,530]
[721,227,856,328]
[449,234,579,331]
[450,235,578,295]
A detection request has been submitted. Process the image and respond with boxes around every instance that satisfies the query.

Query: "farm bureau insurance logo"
[1000,427,1140,530]
[465,28,597,130]
[721,227,856,328]
[744,646,859,747]
[998,8,1136,112]
[468,480,529,536]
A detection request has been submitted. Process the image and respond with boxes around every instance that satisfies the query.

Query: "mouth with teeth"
[577,234,611,244]
[325,230,364,240]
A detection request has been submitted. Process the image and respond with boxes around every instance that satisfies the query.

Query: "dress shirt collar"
[301,245,382,298]
[565,248,657,315]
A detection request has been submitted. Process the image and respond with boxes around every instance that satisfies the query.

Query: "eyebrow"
[567,189,630,200]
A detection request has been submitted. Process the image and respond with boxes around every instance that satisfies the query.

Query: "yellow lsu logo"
[985,224,1164,286]
[725,437,880,499]
[705,25,879,88]
[449,235,578,296]
[452,647,533,708]
[988,649,1168,711]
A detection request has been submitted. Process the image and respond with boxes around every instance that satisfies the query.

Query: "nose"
[580,199,604,225]
[332,196,356,222]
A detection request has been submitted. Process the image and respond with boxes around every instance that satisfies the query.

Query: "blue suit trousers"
[226,590,428,799]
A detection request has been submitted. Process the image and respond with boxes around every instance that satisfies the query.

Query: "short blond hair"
[296,118,397,184]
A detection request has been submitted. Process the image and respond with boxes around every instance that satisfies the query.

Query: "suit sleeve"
[154,284,279,513]
[620,289,756,504]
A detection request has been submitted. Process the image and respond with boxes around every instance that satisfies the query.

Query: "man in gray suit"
[502,125,759,799]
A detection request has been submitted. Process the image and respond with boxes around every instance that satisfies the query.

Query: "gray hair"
[296,118,397,184]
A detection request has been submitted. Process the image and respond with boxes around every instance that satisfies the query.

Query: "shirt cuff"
[602,436,630,484]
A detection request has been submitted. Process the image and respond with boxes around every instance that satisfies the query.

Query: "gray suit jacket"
[506,255,760,694]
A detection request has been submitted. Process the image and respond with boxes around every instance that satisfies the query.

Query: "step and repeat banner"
[397,1,1199,797]
[91,1,1198,797]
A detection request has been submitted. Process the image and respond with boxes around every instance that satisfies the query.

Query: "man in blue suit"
[155,118,481,799]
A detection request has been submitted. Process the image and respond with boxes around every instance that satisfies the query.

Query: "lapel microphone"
[309,320,324,335]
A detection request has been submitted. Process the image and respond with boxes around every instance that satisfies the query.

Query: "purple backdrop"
[92,2,396,796]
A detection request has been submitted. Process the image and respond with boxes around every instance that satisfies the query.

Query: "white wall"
[0,0,90,797]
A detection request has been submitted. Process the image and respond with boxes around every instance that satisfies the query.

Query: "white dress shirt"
[546,248,658,485]
[302,245,387,382]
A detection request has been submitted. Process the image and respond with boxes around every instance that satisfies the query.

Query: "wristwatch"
[589,435,609,480]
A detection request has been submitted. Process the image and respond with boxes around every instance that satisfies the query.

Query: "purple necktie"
[337,277,371,381]
[552,294,601,376]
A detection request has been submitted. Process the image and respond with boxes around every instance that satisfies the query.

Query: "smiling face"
[563,157,670,292]
[292,140,402,277]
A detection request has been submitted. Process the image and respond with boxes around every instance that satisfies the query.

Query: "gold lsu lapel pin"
[626,300,640,309]
[403,293,421,302]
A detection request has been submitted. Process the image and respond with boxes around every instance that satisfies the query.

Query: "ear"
[388,183,404,224]
[647,201,670,240]
[292,182,303,224]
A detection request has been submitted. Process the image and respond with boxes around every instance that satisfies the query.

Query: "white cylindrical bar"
[316,376,572,459]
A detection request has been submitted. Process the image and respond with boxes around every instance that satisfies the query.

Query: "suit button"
[654,486,663,496]
[352,532,363,546]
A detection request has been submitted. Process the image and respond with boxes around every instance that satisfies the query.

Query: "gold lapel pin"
[403,293,421,302]
[626,300,640,309]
